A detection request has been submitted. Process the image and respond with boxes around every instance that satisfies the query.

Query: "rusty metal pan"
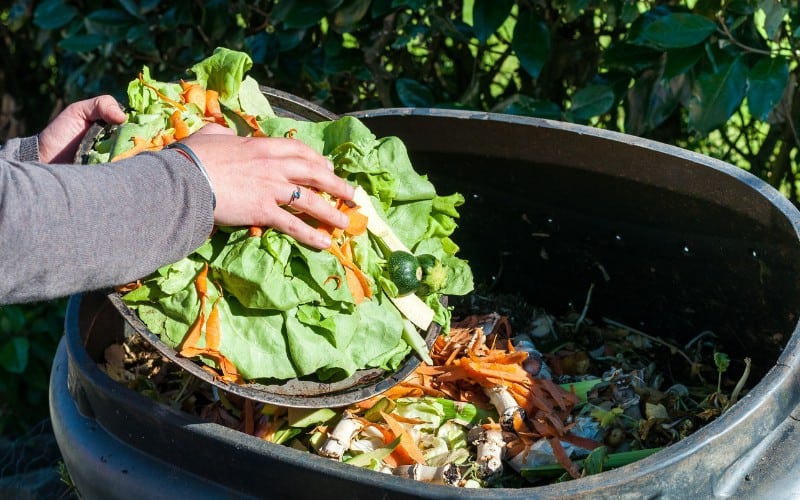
[107,292,440,408]
[76,87,441,408]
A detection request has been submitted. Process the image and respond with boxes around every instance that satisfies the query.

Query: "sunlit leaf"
[755,0,786,40]
[472,0,513,44]
[688,58,747,135]
[513,10,550,79]
[639,13,716,49]
[0,337,29,374]
[332,0,371,32]
[396,78,434,107]
[569,84,615,121]
[747,56,789,121]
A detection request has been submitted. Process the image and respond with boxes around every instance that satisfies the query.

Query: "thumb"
[80,95,127,125]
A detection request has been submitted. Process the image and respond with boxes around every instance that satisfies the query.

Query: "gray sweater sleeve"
[0,136,214,304]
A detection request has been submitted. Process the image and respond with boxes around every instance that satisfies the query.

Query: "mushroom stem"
[392,464,461,485]
[468,425,505,479]
[318,410,364,460]
[485,385,526,431]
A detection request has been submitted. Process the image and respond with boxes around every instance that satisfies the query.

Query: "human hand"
[181,126,355,249]
[38,95,127,164]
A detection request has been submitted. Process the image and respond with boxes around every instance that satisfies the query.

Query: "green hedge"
[4,1,800,200]
[0,301,65,436]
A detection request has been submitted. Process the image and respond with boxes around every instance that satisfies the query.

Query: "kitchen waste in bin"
[99,287,750,488]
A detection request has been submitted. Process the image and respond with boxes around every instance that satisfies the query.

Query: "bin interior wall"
[357,112,800,378]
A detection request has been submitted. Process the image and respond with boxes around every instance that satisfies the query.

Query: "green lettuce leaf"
[189,46,253,108]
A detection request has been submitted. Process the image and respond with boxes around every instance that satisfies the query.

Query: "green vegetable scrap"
[104,48,474,382]
[387,251,423,296]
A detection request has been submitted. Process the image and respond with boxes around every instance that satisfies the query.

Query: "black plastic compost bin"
[50,108,800,499]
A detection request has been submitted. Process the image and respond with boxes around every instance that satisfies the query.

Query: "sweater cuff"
[18,136,40,162]
[161,149,216,247]
[0,136,40,162]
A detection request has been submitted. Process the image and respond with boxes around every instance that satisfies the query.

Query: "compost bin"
[50,107,800,499]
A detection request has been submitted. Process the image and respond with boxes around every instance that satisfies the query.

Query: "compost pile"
[100,291,749,488]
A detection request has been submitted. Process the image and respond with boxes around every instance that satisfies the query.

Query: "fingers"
[282,185,350,230]
[246,137,355,201]
[73,95,127,125]
[194,123,235,136]
[94,95,127,124]
[38,95,127,164]
[267,208,334,249]
[181,133,357,249]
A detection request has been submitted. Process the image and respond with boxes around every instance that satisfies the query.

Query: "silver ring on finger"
[287,186,302,206]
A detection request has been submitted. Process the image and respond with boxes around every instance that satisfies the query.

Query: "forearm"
[0,149,214,304]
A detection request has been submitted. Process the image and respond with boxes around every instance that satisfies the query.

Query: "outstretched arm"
[0,98,353,304]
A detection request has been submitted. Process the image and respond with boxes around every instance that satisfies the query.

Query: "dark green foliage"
[0,0,800,202]
[2,1,798,199]
[0,300,66,436]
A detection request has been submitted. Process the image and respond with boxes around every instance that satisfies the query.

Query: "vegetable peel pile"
[104,306,677,488]
[88,47,474,383]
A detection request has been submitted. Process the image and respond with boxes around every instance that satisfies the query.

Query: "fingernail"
[338,213,350,228]
[318,234,332,248]
[326,159,334,170]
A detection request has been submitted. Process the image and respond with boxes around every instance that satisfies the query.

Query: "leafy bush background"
[1,0,798,435]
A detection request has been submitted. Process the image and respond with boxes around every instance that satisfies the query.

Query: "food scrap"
[102,293,747,488]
